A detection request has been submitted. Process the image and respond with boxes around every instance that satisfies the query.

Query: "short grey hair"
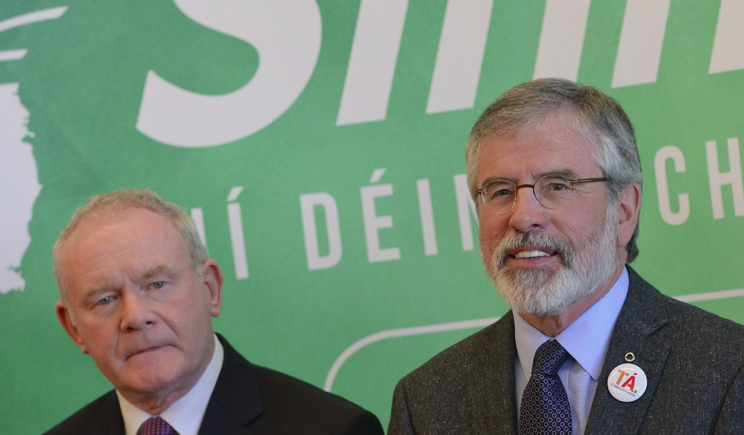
[465,78,642,262]
[53,188,208,303]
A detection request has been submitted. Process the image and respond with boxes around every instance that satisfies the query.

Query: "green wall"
[1,1,743,433]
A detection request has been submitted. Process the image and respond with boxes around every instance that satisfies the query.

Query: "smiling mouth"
[513,250,556,259]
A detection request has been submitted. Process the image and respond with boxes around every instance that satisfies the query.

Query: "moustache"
[493,231,574,269]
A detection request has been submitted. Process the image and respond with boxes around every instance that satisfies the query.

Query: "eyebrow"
[81,286,110,303]
[142,265,171,279]
[79,265,173,302]
[537,169,581,179]
[481,169,582,186]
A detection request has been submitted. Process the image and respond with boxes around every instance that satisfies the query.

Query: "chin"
[119,366,180,394]
[493,266,592,316]
[114,354,190,396]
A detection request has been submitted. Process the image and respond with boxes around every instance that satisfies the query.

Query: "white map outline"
[0,6,67,293]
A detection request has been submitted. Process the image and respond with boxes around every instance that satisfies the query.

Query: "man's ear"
[55,301,89,354]
[616,184,642,248]
[201,260,223,317]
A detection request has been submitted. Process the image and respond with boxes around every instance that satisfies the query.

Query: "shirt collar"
[118,334,225,435]
[515,267,629,380]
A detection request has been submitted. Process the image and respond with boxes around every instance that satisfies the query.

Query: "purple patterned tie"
[519,339,572,435]
[137,416,176,435]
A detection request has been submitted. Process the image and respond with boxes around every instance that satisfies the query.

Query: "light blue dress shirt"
[514,267,629,435]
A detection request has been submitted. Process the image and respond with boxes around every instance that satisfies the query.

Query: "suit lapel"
[464,312,519,434]
[106,411,126,435]
[81,391,125,435]
[198,335,263,435]
[585,268,671,435]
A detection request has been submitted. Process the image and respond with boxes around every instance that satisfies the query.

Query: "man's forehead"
[499,111,592,143]
[61,235,187,300]
[481,126,596,162]
[59,207,187,272]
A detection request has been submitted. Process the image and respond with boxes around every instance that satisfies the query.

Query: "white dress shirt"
[515,267,629,435]
[118,334,225,435]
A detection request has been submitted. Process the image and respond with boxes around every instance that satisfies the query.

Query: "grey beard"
[485,215,619,316]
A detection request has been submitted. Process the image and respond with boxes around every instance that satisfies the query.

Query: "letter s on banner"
[136,0,321,147]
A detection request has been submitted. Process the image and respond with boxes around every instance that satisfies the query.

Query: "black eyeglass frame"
[476,176,608,214]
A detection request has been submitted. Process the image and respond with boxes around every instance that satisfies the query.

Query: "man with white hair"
[46,189,383,435]
[389,79,744,434]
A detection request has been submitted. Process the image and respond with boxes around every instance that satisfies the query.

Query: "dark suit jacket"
[389,268,744,434]
[44,335,384,435]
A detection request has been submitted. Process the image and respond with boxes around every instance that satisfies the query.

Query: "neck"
[518,263,625,337]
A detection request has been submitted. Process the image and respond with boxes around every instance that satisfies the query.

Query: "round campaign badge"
[607,363,647,402]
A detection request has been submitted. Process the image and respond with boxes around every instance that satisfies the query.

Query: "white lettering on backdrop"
[136,0,322,147]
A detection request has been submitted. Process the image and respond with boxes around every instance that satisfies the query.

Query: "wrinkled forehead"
[481,114,602,167]
[57,206,190,277]
[512,110,599,151]
[58,206,187,264]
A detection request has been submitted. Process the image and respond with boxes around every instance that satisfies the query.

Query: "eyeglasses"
[476,175,608,214]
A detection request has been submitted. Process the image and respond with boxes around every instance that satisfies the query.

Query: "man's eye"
[485,184,514,199]
[543,179,571,192]
[97,296,113,306]
[549,182,568,191]
[150,281,165,289]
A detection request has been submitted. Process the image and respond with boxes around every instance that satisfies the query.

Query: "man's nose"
[508,187,547,232]
[119,290,155,331]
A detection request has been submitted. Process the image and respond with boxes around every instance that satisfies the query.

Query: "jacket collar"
[197,334,263,435]
[584,266,670,434]
[465,311,519,433]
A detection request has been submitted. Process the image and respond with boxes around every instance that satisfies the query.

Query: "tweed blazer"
[45,335,384,435]
[389,268,744,434]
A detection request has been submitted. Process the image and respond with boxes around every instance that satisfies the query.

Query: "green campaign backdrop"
[2,1,744,433]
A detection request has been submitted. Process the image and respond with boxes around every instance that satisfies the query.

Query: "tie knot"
[532,340,569,376]
[138,416,175,435]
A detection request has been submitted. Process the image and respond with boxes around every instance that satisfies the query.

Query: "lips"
[131,346,161,356]
[493,232,573,269]
[127,344,167,359]
[513,249,554,259]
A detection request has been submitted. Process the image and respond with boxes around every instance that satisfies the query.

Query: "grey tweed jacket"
[389,267,744,434]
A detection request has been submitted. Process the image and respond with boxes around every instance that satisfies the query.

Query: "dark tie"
[519,339,572,435]
[137,416,176,435]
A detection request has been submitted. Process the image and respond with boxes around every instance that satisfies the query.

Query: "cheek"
[77,318,113,346]
[479,232,496,255]
[168,291,212,334]
[79,326,121,371]
[478,215,506,248]
[562,212,605,246]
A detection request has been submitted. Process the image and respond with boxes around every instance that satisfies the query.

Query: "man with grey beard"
[388,79,744,435]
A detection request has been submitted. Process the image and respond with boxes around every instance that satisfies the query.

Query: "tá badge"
[607,363,647,402]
